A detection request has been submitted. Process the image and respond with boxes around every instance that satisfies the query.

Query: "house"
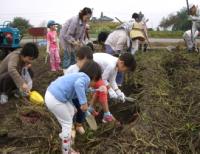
[91,12,113,22]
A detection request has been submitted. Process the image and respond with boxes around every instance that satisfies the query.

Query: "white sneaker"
[0,94,8,104]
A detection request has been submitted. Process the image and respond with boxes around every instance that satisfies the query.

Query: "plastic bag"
[21,67,33,91]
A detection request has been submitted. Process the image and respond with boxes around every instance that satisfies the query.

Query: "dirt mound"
[76,50,200,154]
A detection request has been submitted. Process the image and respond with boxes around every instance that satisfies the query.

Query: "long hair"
[79,7,92,20]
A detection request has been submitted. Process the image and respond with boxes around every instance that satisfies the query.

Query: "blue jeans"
[105,44,114,55]
[72,98,85,123]
[62,50,76,69]
[116,72,124,85]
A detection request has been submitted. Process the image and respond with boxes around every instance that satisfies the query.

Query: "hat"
[130,22,145,41]
[47,20,58,28]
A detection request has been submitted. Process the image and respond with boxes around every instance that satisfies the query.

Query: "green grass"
[148,31,183,38]
[89,21,184,38]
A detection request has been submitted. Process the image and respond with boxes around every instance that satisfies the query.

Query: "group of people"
[46,7,137,153]
[0,4,199,154]
[46,7,93,72]
[102,11,149,56]
[0,7,137,154]
[46,47,136,153]
[46,8,149,73]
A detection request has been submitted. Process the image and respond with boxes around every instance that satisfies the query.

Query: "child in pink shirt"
[47,20,61,71]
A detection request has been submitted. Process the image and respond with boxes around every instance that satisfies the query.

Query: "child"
[63,46,93,75]
[47,20,61,71]
[0,42,39,104]
[63,46,93,134]
[104,21,133,85]
[45,60,102,154]
[91,52,136,121]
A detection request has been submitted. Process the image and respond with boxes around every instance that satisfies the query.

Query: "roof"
[99,16,113,21]
[91,12,113,22]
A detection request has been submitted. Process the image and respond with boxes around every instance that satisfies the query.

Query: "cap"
[47,20,59,28]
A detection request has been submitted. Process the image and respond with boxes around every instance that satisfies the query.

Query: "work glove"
[115,89,125,103]
[108,88,118,99]
[88,86,107,93]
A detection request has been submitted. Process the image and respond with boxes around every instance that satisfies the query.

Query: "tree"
[159,7,191,31]
[10,17,32,35]
[39,20,47,27]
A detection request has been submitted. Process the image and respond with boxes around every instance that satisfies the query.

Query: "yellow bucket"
[29,91,44,106]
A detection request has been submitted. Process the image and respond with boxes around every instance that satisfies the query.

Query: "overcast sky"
[0,0,199,28]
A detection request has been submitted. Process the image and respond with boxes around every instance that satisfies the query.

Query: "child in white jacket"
[92,52,136,122]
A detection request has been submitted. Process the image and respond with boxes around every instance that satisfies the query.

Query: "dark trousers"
[72,98,86,124]
[0,72,17,96]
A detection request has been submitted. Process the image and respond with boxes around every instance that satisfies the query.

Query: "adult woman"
[60,7,92,69]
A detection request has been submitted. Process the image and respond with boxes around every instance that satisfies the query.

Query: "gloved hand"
[88,87,95,93]
[115,89,125,103]
[108,88,118,99]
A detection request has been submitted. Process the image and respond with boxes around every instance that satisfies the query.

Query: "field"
[1,45,200,154]
[88,22,184,38]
